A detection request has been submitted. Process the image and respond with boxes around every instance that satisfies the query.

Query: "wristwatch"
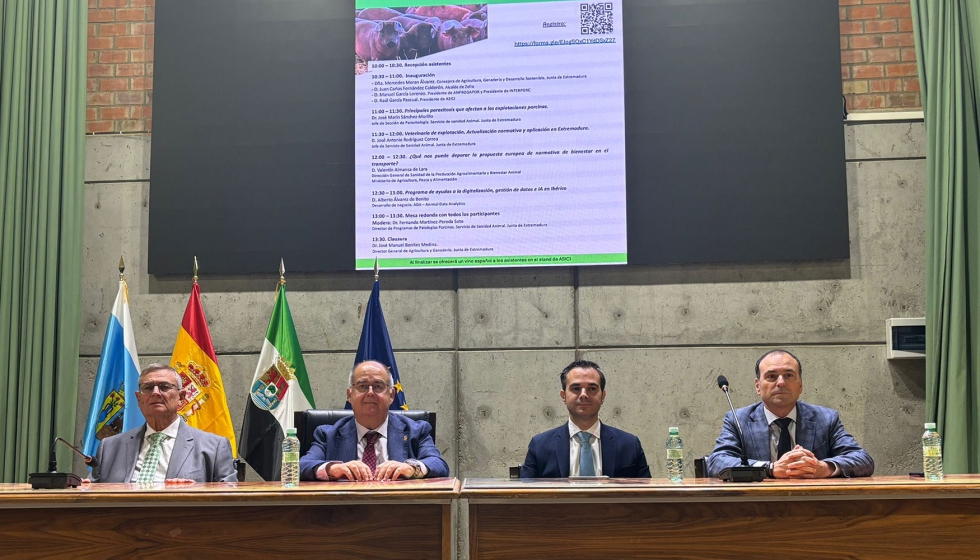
[765,462,774,478]
[406,459,425,479]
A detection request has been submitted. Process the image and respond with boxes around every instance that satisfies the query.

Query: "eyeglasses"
[139,382,178,394]
[351,382,389,394]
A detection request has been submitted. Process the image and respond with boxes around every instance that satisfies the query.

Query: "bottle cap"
[668,427,679,434]
[287,428,297,436]
[924,422,936,430]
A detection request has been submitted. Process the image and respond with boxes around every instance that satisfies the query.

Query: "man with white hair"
[92,363,237,483]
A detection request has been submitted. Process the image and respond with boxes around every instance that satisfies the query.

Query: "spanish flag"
[170,280,237,456]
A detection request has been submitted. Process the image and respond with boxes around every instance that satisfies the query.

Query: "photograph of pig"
[355,4,488,73]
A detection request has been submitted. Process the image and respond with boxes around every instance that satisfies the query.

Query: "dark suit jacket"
[299,413,449,480]
[706,400,874,478]
[92,420,237,483]
[520,423,651,478]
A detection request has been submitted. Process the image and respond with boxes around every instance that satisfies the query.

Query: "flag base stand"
[29,472,82,489]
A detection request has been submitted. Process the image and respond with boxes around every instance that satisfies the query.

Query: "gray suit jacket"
[92,420,237,483]
[706,401,874,478]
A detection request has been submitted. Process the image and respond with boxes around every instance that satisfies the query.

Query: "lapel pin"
[404,435,408,441]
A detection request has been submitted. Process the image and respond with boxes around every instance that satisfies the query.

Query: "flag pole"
[240,256,315,480]
[374,257,379,282]
[118,255,125,279]
[173,255,240,465]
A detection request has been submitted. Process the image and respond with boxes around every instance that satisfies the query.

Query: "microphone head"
[717,375,729,390]
[85,455,100,468]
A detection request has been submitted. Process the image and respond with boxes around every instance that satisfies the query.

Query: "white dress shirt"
[130,417,181,483]
[568,419,602,476]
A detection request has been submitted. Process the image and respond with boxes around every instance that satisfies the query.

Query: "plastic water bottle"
[282,427,300,488]
[666,426,684,482]
[922,422,944,481]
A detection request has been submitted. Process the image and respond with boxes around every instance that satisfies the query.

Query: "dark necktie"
[774,417,793,460]
[362,431,380,473]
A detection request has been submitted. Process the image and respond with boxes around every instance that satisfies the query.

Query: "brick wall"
[84,0,919,134]
[87,0,154,133]
[840,0,920,111]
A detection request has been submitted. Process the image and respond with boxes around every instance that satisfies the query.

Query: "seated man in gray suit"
[91,363,237,483]
[300,360,448,481]
[707,349,874,479]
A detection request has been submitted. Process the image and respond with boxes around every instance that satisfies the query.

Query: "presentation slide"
[354,1,627,270]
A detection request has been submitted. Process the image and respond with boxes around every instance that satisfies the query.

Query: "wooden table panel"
[4,503,447,559]
[470,499,980,559]
[464,476,980,560]
[0,479,458,559]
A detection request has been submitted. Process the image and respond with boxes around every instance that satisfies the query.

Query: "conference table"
[462,475,980,559]
[0,478,458,559]
[5,475,980,558]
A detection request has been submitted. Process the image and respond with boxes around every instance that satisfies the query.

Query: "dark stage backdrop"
[149,0,848,274]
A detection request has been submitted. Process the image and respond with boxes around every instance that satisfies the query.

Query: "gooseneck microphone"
[53,437,99,469]
[716,375,766,483]
[716,376,749,467]
[28,437,91,489]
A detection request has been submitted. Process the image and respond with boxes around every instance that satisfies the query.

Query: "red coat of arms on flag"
[249,356,295,411]
[175,360,213,419]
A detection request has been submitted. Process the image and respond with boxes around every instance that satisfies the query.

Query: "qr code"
[581,3,613,35]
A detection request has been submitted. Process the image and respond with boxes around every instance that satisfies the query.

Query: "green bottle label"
[668,449,683,460]
[283,451,299,462]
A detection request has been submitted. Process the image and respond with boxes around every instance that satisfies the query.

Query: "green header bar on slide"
[356,253,627,269]
[356,0,562,9]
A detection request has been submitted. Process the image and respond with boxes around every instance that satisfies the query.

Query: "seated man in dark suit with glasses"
[91,363,237,483]
[299,360,449,481]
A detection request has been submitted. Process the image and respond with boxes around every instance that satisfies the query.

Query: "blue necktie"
[577,431,596,476]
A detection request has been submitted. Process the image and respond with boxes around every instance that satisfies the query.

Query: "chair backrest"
[234,459,246,482]
[694,456,710,478]
[294,409,436,456]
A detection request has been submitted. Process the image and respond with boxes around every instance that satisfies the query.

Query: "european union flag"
[350,279,408,409]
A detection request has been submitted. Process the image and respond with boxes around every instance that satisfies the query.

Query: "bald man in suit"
[300,361,448,481]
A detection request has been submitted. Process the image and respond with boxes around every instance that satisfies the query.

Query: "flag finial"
[118,255,125,279]
[374,257,379,282]
[279,258,286,285]
[193,256,199,284]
